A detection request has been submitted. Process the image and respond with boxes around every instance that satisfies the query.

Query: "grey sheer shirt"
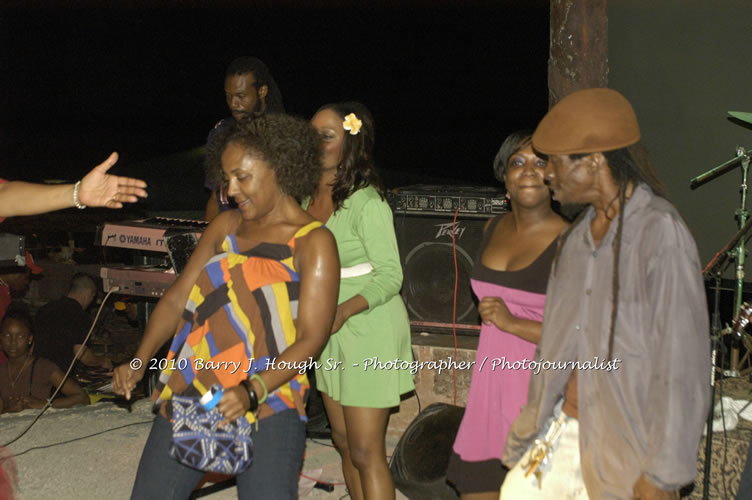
[503,184,711,499]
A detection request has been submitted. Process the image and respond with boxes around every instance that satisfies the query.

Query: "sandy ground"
[0,400,408,500]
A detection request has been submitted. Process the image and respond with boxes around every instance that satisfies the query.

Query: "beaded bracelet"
[73,181,86,209]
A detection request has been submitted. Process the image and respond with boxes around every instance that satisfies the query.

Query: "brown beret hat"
[532,88,640,155]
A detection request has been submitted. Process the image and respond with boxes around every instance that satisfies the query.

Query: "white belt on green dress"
[340,262,373,278]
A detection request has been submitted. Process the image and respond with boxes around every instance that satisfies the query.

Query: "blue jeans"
[131,409,306,500]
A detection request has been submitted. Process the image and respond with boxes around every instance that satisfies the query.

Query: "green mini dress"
[306,186,415,408]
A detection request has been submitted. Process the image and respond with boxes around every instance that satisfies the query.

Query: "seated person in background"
[0,301,89,413]
[446,131,568,499]
[34,273,112,372]
[0,255,41,365]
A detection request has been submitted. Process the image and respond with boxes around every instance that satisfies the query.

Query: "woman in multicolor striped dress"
[113,114,340,499]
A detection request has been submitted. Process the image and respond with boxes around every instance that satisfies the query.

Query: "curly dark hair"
[205,120,236,190]
[214,114,323,201]
[316,102,384,211]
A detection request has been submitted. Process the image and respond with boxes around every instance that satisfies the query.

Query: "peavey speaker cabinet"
[388,185,508,335]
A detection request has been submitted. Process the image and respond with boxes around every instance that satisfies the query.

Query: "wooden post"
[548,0,609,107]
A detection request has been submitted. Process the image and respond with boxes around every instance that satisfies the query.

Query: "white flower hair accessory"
[342,113,363,135]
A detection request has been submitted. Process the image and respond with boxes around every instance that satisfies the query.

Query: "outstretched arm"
[0,152,147,217]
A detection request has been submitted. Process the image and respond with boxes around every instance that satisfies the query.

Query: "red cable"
[451,207,460,405]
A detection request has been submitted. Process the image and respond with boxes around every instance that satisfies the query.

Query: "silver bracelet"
[73,180,87,209]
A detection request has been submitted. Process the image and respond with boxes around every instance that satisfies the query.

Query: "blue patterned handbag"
[168,393,254,474]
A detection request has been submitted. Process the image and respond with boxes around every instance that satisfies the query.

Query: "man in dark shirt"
[34,273,112,372]
[203,56,285,221]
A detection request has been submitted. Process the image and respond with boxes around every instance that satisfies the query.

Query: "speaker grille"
[403,242,476,324]
[393,211,496,334]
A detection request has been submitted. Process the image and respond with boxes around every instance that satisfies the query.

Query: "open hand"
[78,152,148,208]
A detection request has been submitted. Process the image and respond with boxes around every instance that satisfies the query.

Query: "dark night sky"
[1,6,549,208]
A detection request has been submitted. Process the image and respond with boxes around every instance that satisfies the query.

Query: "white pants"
[500,416,589,500]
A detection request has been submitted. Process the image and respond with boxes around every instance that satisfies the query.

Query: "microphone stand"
[695,147,752,500]
[703,273,722,500]
[732,150,752,375]
[695,146,751,375]
[701,212,752,500]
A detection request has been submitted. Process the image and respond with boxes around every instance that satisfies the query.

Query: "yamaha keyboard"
[97,217,205,297]
[97,217,207,253]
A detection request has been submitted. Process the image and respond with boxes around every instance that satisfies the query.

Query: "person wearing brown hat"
[500,89,710,500]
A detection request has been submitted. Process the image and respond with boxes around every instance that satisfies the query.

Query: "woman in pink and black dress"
[446,131,568,499]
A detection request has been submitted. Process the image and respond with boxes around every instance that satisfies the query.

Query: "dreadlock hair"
[552,142,666,359]
[316,101,384,211]
[225,57,285,114]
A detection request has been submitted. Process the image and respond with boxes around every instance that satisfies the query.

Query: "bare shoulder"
[293,224,339,275]
[213,209,241,232]
[296,224,337,252]
[203,210,240,247]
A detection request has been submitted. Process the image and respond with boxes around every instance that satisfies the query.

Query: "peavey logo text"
[435,222,466,240]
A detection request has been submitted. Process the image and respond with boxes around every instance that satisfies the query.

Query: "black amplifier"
[387,184,508,218]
